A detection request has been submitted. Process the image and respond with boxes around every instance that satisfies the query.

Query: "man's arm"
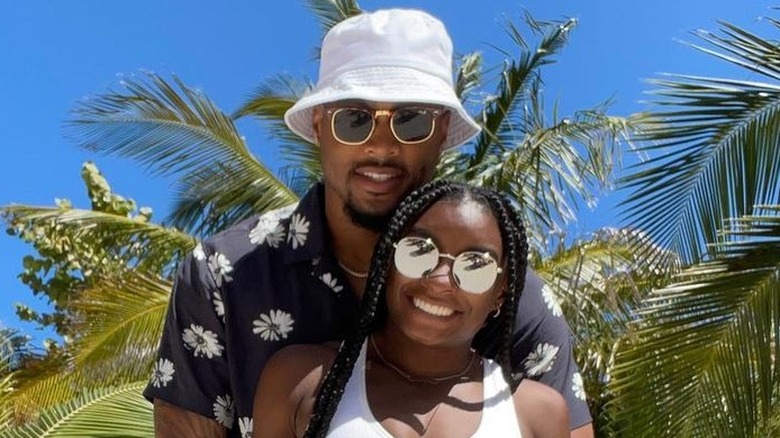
[514,269,593,435]
[143,244,234,433]
[154,399,226,438]
[513,269,594,437]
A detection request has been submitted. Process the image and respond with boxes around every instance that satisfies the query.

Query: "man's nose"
[363,114,400,156]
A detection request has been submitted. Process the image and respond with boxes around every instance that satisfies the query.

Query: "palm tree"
[1,0,641,435]
[612,18,780,437]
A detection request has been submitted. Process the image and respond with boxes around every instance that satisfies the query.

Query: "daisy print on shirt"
[150,357,175,388]
[182,324,224,358]
[192,242,206,261]
[238,417,253,438]
[572,372,587,401]
[213,394,235,429]
[541,284,563,317]
[213,290,225,321]
[523,342,560,377]
[252,309,295,341]
[207,252,234,287]
[318,272,344,294]
[287,213,310,249]
[249,204,296,248]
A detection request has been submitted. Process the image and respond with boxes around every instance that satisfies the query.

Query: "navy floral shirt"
[143,184,591,436]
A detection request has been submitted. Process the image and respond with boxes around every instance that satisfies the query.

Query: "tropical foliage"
[3,1,778,437]
[1,1,638,435]
[612,17,780,437]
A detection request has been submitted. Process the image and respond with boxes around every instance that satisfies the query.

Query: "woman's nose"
[424,259,454,286]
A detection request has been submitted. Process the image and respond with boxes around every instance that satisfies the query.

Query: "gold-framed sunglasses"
[327,106,443,145]
[393,236,503,294]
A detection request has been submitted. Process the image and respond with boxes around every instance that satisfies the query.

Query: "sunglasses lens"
[333,109,374,143]
[394,236,439,278]
[452,252,499,294]
[392,108,435,143]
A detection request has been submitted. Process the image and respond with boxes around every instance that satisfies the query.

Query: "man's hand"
[154,398,227,438]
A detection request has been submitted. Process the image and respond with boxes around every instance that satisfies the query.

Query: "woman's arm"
[513,379,570,438]
[253,344,335,438]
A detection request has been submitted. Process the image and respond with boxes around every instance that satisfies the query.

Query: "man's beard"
[344,202,394,232]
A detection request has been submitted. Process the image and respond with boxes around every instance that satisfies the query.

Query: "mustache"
[350,159,408,174]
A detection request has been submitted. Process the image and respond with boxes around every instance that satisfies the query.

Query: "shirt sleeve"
[511,268,592,430]
[143,245,233,428]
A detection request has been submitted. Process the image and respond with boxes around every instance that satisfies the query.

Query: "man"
[146,8,594,438]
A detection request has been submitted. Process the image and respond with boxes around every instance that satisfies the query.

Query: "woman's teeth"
[413,297,455,317]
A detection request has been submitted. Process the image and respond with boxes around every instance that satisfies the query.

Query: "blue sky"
[1,0,776,342]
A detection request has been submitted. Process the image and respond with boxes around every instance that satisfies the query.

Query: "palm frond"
[232,73,311,122]
[169,159,299,236]
[0,331,20,430]
[69,272,170,382]
[621,19,780,264]
[535,227,680,436]
[2,382,152,437]
[454,51,483,102]
[472,101,638,253]
[468,15,578,170]
[65,72,297,234]
[610,206,780,437]
[537,227,679,364]
[440,14,639,250]
[232,73,321,197]
[6,271,169,417]
[688,21,780,82]
[306,0,362,33]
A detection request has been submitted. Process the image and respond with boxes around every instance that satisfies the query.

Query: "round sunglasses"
[393,236,503,294]
[327,106,443,145]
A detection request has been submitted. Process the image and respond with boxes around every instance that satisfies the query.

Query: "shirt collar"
[282,183,328,265]
[281,183,357,300]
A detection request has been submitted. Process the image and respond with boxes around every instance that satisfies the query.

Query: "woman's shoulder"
[511,378,570,438]
[264,341,340,383]
[271,341,340,362]
[253,342,342,437]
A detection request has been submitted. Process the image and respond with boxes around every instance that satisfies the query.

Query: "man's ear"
[311,106,323,142]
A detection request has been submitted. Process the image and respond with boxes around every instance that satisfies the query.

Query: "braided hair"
[304,180,529,437]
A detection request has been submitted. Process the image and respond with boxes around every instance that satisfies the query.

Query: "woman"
[253,181,569,437]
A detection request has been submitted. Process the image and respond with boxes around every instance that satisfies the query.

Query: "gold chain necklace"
[369,335,476,385]
[337,260,369,278]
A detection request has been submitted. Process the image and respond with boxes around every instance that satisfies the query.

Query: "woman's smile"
[412,297,456,317]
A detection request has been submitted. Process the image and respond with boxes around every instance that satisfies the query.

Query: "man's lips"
[351,166,406,193]
[354,166,404,181]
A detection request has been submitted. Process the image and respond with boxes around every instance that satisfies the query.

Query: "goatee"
[344,203,393,232]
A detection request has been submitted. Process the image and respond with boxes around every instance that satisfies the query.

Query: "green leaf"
[1,382,152,438]
[621,19,780,264]
[610,206,780,437]
[65,72,297,235]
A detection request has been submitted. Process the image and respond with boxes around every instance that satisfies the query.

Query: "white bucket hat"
[284,8,482,150]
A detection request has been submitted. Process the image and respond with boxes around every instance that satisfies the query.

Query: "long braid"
[485,192,528,391]
[304,181,530,435]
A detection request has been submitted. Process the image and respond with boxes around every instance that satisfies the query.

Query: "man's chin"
[344,203,393,232]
